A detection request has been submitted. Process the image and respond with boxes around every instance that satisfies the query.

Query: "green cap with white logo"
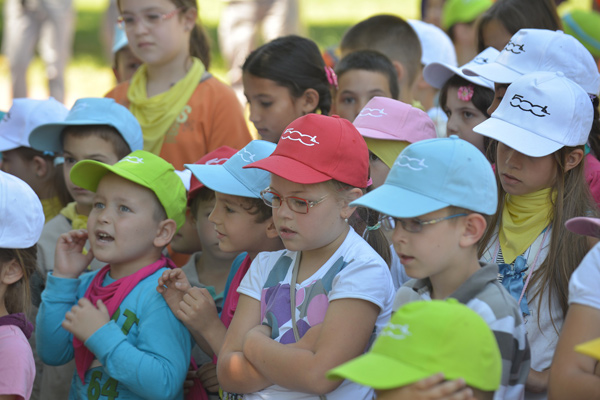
[327,299,502,391]
[70,150,186,229]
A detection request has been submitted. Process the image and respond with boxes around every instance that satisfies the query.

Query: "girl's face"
[488,83,509,115]
[481,19,513,52]
[444,86,488,153]
[496,142,557,195]
[119,0,193,67]
[335,69,394,122]
[242,72,310,143]
[269,175,351,254]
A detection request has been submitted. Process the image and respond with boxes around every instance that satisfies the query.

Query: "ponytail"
[189,22,211,70]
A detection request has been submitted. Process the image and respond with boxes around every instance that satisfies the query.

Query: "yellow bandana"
[60,202,89,231]
[499,188,554,264]
[127,58,205,155]
[41,196,63,222]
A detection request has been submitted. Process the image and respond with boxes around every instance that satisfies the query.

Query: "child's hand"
[197,362,219,393]
[288,323,322,352]
[62,298,110,342]
[157,268,191,314]
[526,367,551,393]
[54,230,95,279]
[377,374,476,400]
[176,287,219,333]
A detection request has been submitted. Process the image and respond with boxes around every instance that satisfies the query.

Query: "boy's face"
[113,46,143,83]
[208,192,272,257]
[170,207,202,254]
[391,207,464,281]
[63,133,121,215]
[193,197,236,260]
[88,173,164,270]
[335,69,394,122]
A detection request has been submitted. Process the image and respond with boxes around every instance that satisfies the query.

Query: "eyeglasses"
[260,188,329,214]
[379,213,468,233]
[117,7,183,30]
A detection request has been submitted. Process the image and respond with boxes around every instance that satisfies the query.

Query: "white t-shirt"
[569,242,600,309]
[238,228,395,400]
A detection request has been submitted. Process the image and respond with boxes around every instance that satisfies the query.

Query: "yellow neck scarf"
[60,202,88,231]
[127,58,205,155]
[41,196,62,222]
[499,188,554,264]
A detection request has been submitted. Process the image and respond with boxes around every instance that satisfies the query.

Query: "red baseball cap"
[187,146,238,203]
[245,114,369,188]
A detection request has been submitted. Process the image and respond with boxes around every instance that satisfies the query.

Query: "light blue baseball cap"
[28,97,143,153]
[351,135,497,217]
[185,140,276,198]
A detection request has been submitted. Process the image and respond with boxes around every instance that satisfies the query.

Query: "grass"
[0,0,590,109]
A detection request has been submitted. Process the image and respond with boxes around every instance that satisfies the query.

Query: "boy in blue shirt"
[36,150,192,399]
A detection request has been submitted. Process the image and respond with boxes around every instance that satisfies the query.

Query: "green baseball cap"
[327,299,502,391]
[442,0,492,30]
[563,10,600,58]
[70,150,186,229]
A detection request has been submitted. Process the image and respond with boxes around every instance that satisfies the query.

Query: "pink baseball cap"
[353,97,437,143]
[245,114,369,188]
[565,217,600,238]
[187,146,238,202]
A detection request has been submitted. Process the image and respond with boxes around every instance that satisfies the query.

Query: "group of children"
[1,0,600,399]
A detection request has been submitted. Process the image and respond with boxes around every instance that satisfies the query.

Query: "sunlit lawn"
[0,0,589,110]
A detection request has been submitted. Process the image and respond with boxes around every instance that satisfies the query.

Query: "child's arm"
[217,294,273,393]
[242,298,380,395]
[548,304,600,400]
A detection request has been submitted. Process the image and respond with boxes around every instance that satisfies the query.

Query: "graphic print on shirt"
[260,254,349,344]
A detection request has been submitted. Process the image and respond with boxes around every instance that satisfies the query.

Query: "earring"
[344,218,348,223]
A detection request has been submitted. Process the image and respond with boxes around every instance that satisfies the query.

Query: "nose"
[274,198,294,219]
[391,223,408,246]
[446,113,459,135]
[248,103,260,124]
[208,207,219,224]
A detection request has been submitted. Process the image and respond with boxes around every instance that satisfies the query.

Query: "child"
[548,216,600,399]
[0,98,70,222]
[328,299,503,400]
[242,35,333,143]
[36,150,192,399]
[111,24,142,83]
[28,97,144,399]
[0,171,44,400]
[106,0,251,170]
[352,135,530,399]
[473,72,599,398]
[340,15,422,107]
[217,114,395,399]
[464,29,600,206]
[157,140,282,397]
[423,47,498,155]
[333,50,398,122]
[442,0,492,65]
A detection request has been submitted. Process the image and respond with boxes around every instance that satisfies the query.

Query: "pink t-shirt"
[0,325,35,399]
[585,153,600,206]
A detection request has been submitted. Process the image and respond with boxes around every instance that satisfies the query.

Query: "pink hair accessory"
[366,177,373,187]
[457,84,474,102]
[325,66,338,89]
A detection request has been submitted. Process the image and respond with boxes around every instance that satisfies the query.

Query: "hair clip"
[589,94,597,102]
[366,222,381,231]
[325,66,338,89]
[457,84,474,102]
[366,177,373,187]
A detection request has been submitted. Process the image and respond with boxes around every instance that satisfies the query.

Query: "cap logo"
[510,94,550,117]
[122,155,144,164]
[395,155,428,171]
[472,56,489,65]
[281,128,320,146]
[358,108,387,118]
[504,41,525,54]
[380,323,411,340]
[205,157,229,166]
[237,148,256,163]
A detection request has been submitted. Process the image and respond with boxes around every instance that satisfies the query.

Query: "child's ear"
[459,213,487,248]
[299,88,320,115]
[0,259,24,285]
[155,219,178,248]
[32,155,49,178]
[182,7,198,31]
[391,61,405,91]
[340,188,363,220]
[265,218,279,239]
[564,148,584,172]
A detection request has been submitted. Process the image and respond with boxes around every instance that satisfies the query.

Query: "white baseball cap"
[424,47,499,90]
[463,29,600,96]
[0,171,44,248]
[473,71,593,157]
[408,20,457,67]
[0,98,68,152]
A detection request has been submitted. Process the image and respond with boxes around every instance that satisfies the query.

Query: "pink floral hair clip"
[325,66,338,89]
[457,84,474,102]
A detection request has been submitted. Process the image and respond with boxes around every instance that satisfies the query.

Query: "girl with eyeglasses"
[217,114,395,400]
[106,0,251,171]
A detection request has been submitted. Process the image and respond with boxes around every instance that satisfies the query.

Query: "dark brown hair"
[335,50,400,101]
[62,125,132,159]
[0,246,37,315]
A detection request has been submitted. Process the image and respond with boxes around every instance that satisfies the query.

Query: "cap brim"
[462,62,521,84]
[185,164,257,198]
[424,63,495,90]
[473,117,563,157]
[565,217,600,238]
[350,182,449,218]
[575,337,600,361]
[245,155,332,185]
[70,160,148,194]
[357,127,414,142]
[29,119,119,153]
[327,352,433,389]
[0,136,21,152]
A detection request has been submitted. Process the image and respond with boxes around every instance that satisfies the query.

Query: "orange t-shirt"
[105,75,252,170]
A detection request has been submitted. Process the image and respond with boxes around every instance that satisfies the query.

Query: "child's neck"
[145,55,193,98]
[108,250,163,280]
[296,225,350,283]
[194,252,232,294]
[429,252,482,300]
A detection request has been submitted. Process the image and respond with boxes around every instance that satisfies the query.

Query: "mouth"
[214,229,226,240]
[501,173,521,185]
[96,231,114,243]
[397,252,414,265]
[279,226,297,239]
